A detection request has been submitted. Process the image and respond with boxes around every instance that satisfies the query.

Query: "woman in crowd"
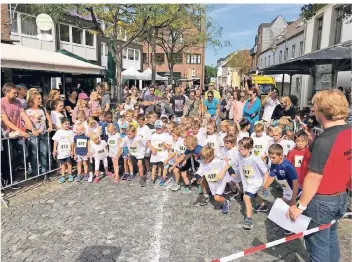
[204,90,220,123]
[130,86,139,106]
[233,90,246,123]
[184,89,201,118]
[243,88,261,134]
[261,88,280,123]
[64,90,78,122]
[26,92,53,178]
[71,93,91,123]
[271,96,296,121]
[45,89,61,112]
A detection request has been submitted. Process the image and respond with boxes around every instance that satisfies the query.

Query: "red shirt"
[1,97,25,132]
[286,147,308,187]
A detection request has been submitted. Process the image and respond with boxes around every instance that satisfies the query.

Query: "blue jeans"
[28,133,49,175]
[303,192,348,262]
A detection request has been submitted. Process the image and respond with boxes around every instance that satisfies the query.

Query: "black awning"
[262,42,352,75]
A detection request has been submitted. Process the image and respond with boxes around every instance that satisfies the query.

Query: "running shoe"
[181,187,191,194]
[68,175,74,182]
[222,199,230,214]
[94,176,100,183]
[75,175,82,182]
[243,217,253,230]
[140,176,147,187]
[121,173,129,180]
[198,195,209,206]
[83,174,89,181]
[223,185,232,195]
[159,178,166,186]
[284,230,293,235]
[171,184,181,192]
[59,177,65,183]
[254,204,269,212]
[127,173,134,181]
[88,174,93,183]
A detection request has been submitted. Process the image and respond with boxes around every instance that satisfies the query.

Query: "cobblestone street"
[1,177,352,262]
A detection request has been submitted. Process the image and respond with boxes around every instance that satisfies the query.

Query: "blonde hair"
[87,117,97,126]
[126,109,134,117]
[200,146,214,160]
[281,96,293,108]
[27,91,41,108]
[126,125,137,133]
[26,88,39,101]
[312,89,349,121]
[272,126,283,135]
[220,120,230,129]
[75,122,84,130]
[227,124,239,138]
[254,122,265,132]
[48,89,60,100]
[77,98,90,109]
[90,91,98,100]
[172,126,182,136]
[91,132,100,141]
[184,135,197,148]
[107,123,117,132]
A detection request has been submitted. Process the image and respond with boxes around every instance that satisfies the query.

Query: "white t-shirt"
[120,135,147,159]
[196,157,230,183]
[172,137,187,155]
[51,111,65,129]
[279,139,296,156]
[262,97,280,122]
[150,133,173,162]
[52,129,74,159]
[204,133,223,159]
[137,125,152,142]
[107,133,121,155]
[237,130,249,144]
[219,131,227,141]
[238,154,268,186]
[223,147,240,170]
[90,140,108,159]
[252,135,271,157]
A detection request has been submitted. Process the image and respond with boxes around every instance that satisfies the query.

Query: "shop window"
[72,27,83,44]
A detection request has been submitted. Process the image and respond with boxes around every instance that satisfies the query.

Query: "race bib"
[108,138,118,146]
[205,171,222,182]
[97,148,106,156]
[207,142,215,150]
[59,142,71,153]
[243,165,254,181]
[254,144,263,156]
[294,155,303,167]
[76,139,87,148]
[130,146,137,153]
[179,145,187,154]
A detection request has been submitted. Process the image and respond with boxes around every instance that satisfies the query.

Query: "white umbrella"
[121,66,142,80]
[140,68,167,81]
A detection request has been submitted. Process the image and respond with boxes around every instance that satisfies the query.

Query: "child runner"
[51,100,67,130]
[73,122,90,182]
[98,112,108,141]
[227,123,239,138]
[203,120,223,159]
[73,110,88,135]
[223,135,241,197]
[107,123,121,183]
[252,122,271,160]
[119,122,133,181]
[52,117,74,183]
[237,137,269,230]
[125,109,138,129]
[90,132,109,183]
[219,120,229,140]
[238,118,250,144]
[136,114,152,176]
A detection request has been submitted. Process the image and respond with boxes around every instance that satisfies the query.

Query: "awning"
[121,66,142,80]
[262,42,352,75]
[140,68,167,81]
[1,43,105,75]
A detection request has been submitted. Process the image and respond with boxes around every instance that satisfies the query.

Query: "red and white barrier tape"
[212,212,352,262]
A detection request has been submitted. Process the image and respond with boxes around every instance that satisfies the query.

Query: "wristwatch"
[296,201,307,211]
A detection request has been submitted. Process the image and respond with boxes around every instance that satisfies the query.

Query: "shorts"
[122,153,129,160]
[208,174,231,196]
[57,157,71,164]
[108,152,118,159]
[151,162,164,169]
[244,184,261,196]
[76,155,88,162]
[179,157,199,172]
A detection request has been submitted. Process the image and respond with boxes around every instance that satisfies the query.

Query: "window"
[101,43,108,56]
[128,49,134,60]
[279,50,282,62]
[85,31,94,46]
[173,53,183,64]
[273,53,275,64]
[268,55,271,66]
[299,41,304,56]
[186,54,201,64]
[10,12,18,33]
[135,50,140,61]
[264,57,266,67]
[143,53,148,64]
[261,59,263,67]
[316,17,323,50]
[284,48,288,60]
[72,27,83,44]
[292,45,296,58]
[334,8,343,44]
[60,24,70,42]
[122,49,127,59]
[21,15,37,36]
[156,53,165,64]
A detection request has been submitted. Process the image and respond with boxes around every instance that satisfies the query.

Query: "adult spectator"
[72,93,91,123]
[203,90,220,122]
[170,87,186,117]
[143,86,158,113]
[164,86,173,101]
[26,91,52,178]
[234,90,246,123]
[287,89,351,262]
[17,84,28,109]
[205,83,221,100]
[130,86,139,106]
[184,90,201,118]
[243,88,261,134]
[220,92,232,120]
[1,83,38,183]
[96,82,111,112]
[45,89,61,112]
[261,88,280,123]
[271,96,296,121]
[64,90,78,122]
[123,85,129,96]
[180,86,189,101]
[226,91,237,123]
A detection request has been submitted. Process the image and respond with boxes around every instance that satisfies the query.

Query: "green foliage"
[204,65,216,84]
[226,49,251,74]
[301,4,352,22]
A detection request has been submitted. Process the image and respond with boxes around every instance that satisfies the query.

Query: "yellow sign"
[251,75,275,85]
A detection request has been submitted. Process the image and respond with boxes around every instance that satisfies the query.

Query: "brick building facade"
[1,4,11,42]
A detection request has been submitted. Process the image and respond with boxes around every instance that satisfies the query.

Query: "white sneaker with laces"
[88,174,94,183]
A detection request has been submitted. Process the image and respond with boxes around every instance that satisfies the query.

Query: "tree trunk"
[114,51,122,102]
[151,28,158,85]
[169,63,174,87]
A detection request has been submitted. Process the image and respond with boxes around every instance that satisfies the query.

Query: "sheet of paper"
[268,198,312,233]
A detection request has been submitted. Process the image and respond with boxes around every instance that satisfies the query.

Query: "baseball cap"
[78,93,89,100]
[155,120,163,129]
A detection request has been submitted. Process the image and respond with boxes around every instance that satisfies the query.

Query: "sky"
[206,4,302,66]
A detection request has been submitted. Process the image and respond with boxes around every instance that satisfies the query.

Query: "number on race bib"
[207,142,215,149]
[108,139,117,146]
[130,146,137,153]
[294,156,303,167]
[76,139,87,148]
[98,149,105,154]
[243,165,254,180]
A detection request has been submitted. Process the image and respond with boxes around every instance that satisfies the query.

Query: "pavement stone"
[1,177,352,262]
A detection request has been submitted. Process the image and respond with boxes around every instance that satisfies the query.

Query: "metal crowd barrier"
[1,130,59,190]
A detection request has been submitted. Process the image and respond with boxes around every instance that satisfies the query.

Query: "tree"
[226,49,251,88]
[27,4,184,100]
[301,4,352,22]
[204,65,216,84]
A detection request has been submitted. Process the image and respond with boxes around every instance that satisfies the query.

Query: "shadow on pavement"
[74,246,122,262]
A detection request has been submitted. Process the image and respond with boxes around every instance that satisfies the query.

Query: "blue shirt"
[184,145,203,162]
[243,97,261,123]
[74,134,89,156]
[99,121,108,136]
[270,159,298,190]
[120,133,129,155]
[204,98,219,116]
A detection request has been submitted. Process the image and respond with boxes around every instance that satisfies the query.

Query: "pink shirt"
[1,97,24,132]
[234,100,246,121]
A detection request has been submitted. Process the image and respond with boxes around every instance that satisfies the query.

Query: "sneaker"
[223,186,232,195]
[150,177,158,185]
[140,176,146,187]
[68,175,74,182]
[232,190,239,198]
[106,171,114,178]
[254,204,269,212]
[88,174,94,183]
[181,187,191,194]
[94,176,100,183]
[75,175,82,182]
[159,178,166,186]
[198,186,203,194]
[243,217,253,230]
[127,173,134,181]
[59,177,65,183]
[121,173,129,180]
[198,195,209,206]
[83,174,89,181]
[222,200,230,214]
[171,184,181,192]
[284,230,293,235]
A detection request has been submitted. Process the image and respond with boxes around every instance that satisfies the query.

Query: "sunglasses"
[208,96,213,98]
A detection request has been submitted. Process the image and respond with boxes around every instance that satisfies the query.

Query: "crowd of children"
[52,104,313,230]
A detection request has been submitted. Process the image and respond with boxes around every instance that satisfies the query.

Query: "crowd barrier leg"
[7,139,13,186]
[23,139,27,181]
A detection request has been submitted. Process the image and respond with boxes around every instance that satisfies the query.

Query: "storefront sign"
[36,13,53,31]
